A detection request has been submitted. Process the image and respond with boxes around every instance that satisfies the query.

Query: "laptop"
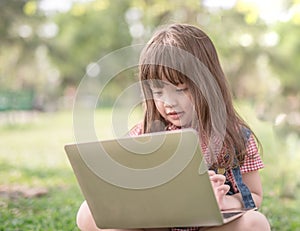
[64,128,253,229]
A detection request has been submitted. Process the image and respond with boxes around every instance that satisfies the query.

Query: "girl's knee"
[243,211,270,231]
[76,201,100,231]
[76,201,88,230]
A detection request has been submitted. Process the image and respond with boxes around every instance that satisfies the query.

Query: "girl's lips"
[167,111,183,120]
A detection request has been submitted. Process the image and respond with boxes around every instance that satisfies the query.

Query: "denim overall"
[214,128,256,209]
[233,128,256,208]
[231,163,256,208]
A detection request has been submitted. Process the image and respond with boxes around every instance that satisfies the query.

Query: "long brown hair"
[138,23,261,168]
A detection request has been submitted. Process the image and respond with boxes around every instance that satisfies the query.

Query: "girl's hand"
[208,170,230,210]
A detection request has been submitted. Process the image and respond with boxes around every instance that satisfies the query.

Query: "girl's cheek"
[154,101,166,114]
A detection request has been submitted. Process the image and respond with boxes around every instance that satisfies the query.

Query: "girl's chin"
[170,121,187,128]
[172,119,193,128]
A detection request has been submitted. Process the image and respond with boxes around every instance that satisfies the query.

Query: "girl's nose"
[163,93,177,107]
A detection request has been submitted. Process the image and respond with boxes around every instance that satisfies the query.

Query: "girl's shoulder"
[241,126,252,141]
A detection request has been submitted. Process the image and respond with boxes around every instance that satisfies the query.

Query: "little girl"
[76,23,270,231]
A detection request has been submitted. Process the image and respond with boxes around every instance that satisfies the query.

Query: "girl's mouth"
[167,111,183,120]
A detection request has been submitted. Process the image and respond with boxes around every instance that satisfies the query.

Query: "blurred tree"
[47,0,132,86]
[1,0,299,130]
[265,18,300,134]
[269,22,300,95]
[0,0,46,89]
[0,0,57,110]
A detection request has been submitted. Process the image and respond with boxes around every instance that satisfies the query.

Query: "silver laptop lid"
[65,129,224,228]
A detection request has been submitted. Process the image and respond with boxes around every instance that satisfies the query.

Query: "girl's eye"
[176,88,188,93]
[151,90,163,97]
[153,91,162,95]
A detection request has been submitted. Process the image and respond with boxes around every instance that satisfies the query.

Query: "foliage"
[1,0,299,136]
[47,0,132,86]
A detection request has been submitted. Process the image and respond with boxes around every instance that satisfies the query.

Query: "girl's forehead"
[148,79,185,88]
[149,80,169,88]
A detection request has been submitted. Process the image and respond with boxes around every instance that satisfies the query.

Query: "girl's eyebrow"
[150,82,187,89]
[149,82,170,88]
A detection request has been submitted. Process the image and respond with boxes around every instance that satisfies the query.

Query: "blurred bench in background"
[0,90,36,124]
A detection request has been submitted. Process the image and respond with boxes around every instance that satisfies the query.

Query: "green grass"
[0,109,142,230]
[0,111,82,231]
[0,107,300,230]
[235,102,300,231]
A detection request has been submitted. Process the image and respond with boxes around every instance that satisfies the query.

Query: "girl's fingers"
[208,173,230,210]
[215,185,230,210]
[208,170,216,176]
[210,174,226,185]
[217,184,230,195]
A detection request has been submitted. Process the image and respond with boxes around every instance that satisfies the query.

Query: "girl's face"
[150,80,195,128]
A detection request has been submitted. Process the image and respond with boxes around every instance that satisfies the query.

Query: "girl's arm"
[233,170,263,208]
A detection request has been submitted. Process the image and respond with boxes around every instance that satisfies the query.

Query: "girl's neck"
[165,123,181,131]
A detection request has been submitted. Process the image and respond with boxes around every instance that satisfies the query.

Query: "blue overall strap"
[232,127,256,208]
[232,166,256,208]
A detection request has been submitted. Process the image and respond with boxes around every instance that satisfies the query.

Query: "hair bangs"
[141,64,187,89]
[140,39,188,88]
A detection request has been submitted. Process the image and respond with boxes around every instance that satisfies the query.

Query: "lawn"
[0,108,299,230]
